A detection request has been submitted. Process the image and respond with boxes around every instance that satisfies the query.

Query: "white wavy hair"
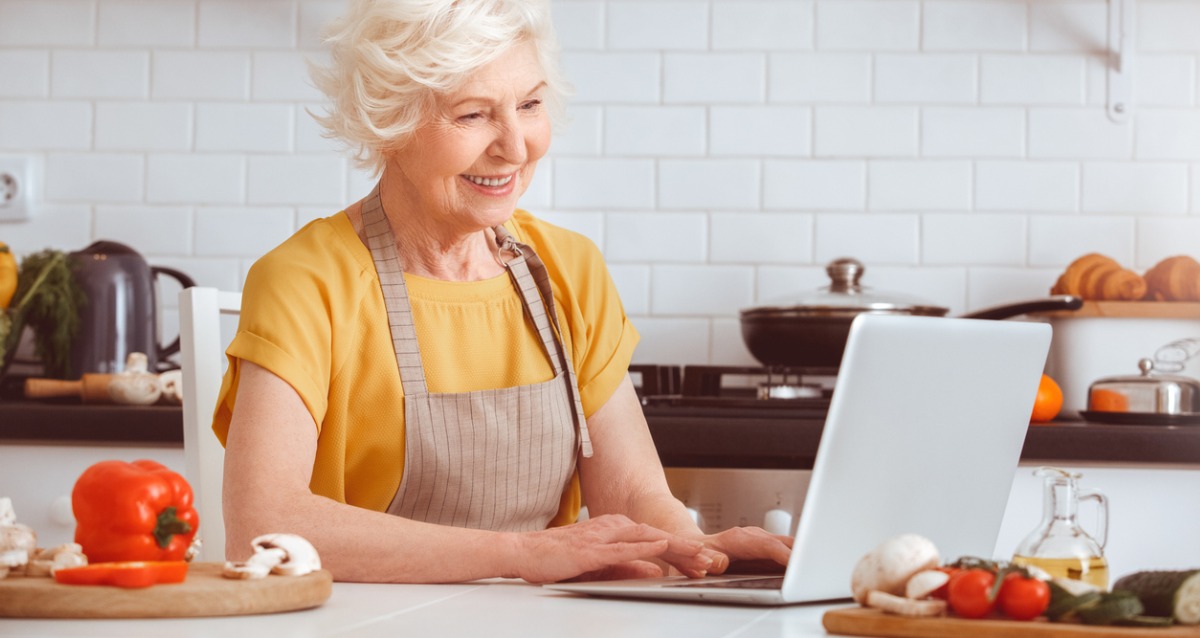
[310,0,569,176]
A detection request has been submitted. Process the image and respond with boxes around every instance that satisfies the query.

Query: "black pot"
[739,258,1082,369]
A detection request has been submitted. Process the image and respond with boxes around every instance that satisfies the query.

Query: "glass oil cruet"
[1012,466,1110,589]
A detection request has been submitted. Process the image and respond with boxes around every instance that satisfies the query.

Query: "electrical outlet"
[0,155,35,221]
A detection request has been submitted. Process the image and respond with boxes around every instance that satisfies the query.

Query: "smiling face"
[382,40,551,235]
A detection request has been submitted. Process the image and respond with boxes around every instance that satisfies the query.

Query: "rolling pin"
[25,374,115,403]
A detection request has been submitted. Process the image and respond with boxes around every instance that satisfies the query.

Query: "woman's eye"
[520,99,543,112]
[458,112,483,122]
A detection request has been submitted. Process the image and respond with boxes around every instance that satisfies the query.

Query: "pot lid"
[1088,358,1200,416]
[741,257,949,317]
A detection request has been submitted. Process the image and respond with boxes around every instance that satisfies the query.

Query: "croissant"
[1051,253,1147,301]
[1143,255,1200,301]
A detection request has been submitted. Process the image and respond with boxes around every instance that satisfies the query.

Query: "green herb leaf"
[10,250,86,378]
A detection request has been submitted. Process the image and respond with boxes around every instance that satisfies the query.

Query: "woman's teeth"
[465,174,513,187]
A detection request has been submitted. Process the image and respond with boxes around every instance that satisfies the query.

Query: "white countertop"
[0,579,856,638]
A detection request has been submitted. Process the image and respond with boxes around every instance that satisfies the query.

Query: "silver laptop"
[545,314,1052,605]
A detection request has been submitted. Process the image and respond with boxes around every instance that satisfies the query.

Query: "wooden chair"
[179,287,242,563]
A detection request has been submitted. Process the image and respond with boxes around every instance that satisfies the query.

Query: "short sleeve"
[212,219,361,443]
[571,258,639,418]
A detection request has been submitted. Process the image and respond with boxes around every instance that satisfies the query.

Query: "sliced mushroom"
[905,569,951,599]
[222,547,286,580]
[0,523,36,579]
[0,497,15,527]
[221,534,320,579]
[866,590,948,617]
[26,543,88,577]
[185,534,202,562]
[251,534,321,576]
[0,548,28,579]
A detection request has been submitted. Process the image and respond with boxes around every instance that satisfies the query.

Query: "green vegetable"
[0,249,85,379]
[1044,580,1101,622]
[1078,591,1144,625]
[1114,616,1176,627]
[1045,582,1154,626]
[1112,570,1200,625]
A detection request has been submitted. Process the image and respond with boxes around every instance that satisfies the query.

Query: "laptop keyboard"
[666,576,784,590]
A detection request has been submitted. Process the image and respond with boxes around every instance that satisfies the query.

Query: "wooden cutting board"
[0,562,332,618]
[823,607,1200,638]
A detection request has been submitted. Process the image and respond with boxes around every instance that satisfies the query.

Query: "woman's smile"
[461,172,518,196]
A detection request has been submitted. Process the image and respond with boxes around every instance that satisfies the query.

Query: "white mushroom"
[107,353,163,405]
[0,499,36,579]
[0,522,37,579]
[252,534,321,576]
[850,533,941,605]
[905,569,951,600]
[866,590,948,617]
[222,549,280,580]
[0,549,28,579]
[0,498,15,526]
[221,533,321,580]
[158,370,184,405]
[26,543,88,577]
[185,534,202,562]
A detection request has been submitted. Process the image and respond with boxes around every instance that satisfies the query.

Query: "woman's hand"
[513,514,712,584]
[691,527,794,576]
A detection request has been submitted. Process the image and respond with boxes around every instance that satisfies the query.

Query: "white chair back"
[179,287,242,563]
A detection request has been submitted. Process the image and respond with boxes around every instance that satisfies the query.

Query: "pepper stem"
[153,506,192,548]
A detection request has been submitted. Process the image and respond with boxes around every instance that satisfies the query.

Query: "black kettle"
[68,241,196,378]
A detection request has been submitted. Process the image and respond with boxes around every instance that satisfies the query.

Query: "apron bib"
[357,185,591,532]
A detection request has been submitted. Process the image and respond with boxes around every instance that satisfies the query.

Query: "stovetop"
[633,364,836,419]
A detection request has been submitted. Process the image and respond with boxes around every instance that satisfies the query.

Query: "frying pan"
[740,258,1083,368]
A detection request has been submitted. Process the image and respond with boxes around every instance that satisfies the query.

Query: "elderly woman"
[213,0,791,583]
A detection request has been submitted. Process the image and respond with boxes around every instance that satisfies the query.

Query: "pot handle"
[960,295,1083,320]
[152,266,197,361]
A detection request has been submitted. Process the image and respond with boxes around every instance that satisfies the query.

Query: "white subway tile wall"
[1,0,1198,366]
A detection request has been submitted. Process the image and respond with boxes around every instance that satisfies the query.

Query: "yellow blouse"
[212,210,639,525]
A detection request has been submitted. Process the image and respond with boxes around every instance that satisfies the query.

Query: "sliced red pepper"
[54,561,189,588]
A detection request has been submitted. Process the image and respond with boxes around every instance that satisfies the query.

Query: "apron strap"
[494,225,592,458]
[355,181,591,459]
[360,185,429,395]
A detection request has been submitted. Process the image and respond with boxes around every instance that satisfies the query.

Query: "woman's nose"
[488,116,527,164]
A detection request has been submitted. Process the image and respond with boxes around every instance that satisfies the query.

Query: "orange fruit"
[1030,374,1063,423]
[1089,388,1128,413]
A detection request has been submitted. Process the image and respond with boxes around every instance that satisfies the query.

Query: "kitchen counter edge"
[3,402,1199,467]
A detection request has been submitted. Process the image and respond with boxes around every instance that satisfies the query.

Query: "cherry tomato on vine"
[947,568,997,619]
[998,572,1051,621]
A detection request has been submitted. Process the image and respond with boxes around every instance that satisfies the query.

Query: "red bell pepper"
[54,561,189,588]
[72,459,200,563]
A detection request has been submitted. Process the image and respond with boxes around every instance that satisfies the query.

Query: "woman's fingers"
[518,517,794,583]
[705,527,792,569]
[562,560,664,582]
[655,534,710,577]
[519,515,698,583]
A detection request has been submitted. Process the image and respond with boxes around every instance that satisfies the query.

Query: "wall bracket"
[1107,0,1135,123]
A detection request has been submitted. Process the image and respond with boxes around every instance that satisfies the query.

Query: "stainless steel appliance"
[633,364,836,536]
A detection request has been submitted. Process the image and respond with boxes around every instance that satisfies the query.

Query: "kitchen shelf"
[3,399,1200,468]
[643,412,1200,469]
[0,401,181,445]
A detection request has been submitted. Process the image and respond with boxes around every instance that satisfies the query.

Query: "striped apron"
[356,185,592,532]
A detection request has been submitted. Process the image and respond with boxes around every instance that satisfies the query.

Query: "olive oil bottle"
[1012,555,1110,590]
[1012,467,1110,590]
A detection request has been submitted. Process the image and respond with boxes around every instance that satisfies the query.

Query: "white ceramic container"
[1037,303,1200,418]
